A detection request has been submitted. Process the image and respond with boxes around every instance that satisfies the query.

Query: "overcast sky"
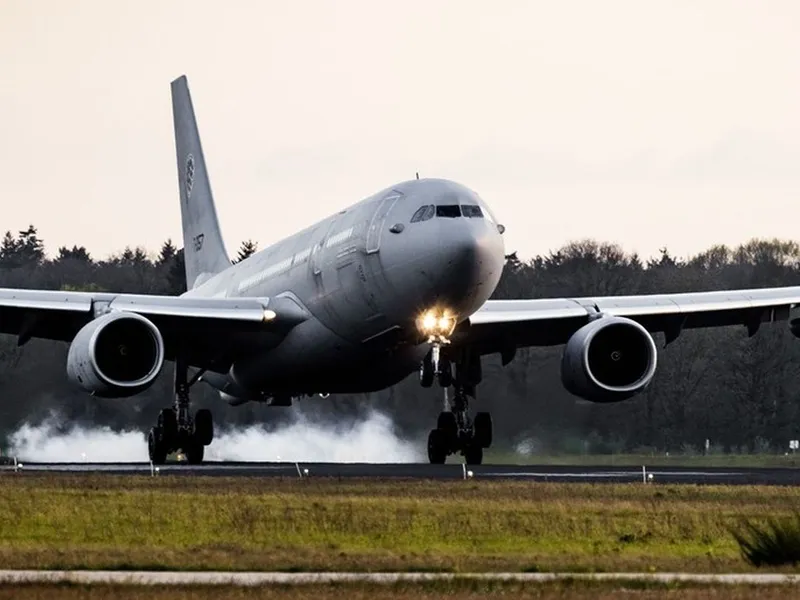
[2,1,800,261]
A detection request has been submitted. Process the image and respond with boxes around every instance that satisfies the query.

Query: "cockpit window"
[460,205,483,218]
[413,203,485,220]
[410,205,435,223]
[436,205,461,218]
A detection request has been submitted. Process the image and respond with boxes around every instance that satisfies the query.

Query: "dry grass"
[2,474,800,572]
[1,581,800,600]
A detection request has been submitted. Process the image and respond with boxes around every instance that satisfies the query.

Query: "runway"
[4,461,800,485]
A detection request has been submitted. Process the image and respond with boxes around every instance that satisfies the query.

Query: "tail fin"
[171,75,231,289]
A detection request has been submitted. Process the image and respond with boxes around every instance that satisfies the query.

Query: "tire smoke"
[7,410,423,463]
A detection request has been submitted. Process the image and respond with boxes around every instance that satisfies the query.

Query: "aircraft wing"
[460,286,800,356]
[0,288,306,371]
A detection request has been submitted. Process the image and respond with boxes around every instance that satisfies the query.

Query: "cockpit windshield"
[460,205,483,218]
[409,203,486,223]
[410,205,435,222]
[435,205,461,218]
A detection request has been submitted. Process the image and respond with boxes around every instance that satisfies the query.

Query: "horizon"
[7,221,800,265]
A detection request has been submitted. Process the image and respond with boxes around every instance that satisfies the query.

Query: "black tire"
[194,409,214,446]
[185,441,204,465]
[464,444,483,466]
[474,412,493,449]
[419,361,434,388]
[157,408,178,448]
[148,427,167,465]
[438,362,453,387]
[427,429,447,464]
[437,411,458,449]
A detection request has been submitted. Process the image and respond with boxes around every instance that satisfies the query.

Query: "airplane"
[4,74,800,466]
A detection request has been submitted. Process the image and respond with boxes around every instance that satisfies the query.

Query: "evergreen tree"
[0,226,44,268]
[57,245,92,262]
[16,225,45,266]
[157,239,178,266]
[234,239,258,263]
[0,232,19,267]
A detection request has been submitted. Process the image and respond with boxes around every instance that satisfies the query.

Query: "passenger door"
[365,192,402,254]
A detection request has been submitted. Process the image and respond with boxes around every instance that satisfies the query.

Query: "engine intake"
[561,316,657,403]
[67,312,165,398]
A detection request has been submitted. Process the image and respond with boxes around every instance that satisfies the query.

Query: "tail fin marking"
[171,75,231,289]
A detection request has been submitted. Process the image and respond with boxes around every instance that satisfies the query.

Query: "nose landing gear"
[147,357,214,465]
[422,349,491,465]
[419,334,453,388]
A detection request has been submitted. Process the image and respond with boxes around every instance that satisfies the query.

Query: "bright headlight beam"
[418,309,457,337]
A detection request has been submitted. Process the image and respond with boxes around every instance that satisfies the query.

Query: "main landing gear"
[420,346,492,465]
[147,358,214,465]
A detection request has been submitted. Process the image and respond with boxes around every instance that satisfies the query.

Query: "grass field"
[2,581,800,600]
[2,474,800,573]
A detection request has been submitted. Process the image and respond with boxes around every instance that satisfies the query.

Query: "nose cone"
[435,219,505,316]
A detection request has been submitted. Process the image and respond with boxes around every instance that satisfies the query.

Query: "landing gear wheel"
[419,359,434,388]
[147,356,212,466]
[438,361,453,387]
[437,411,458,450]
[148,427,167,465]
[474,412,493,449]
[424,349,487,467]
[464,444,483,466]
[427,429,447,464]
[185,440,204,465]
[194,409,214,446]
[157,408,177,449]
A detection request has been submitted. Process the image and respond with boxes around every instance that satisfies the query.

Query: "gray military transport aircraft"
[6,75,800,466]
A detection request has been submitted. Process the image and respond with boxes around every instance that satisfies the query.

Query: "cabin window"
[435,205,461,218]
[410,205,435,222]
[460,205,484,218]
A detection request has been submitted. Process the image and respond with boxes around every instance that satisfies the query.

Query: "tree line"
[1,226,800,455]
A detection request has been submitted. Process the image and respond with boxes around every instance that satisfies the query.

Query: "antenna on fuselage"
[415,172,419,180]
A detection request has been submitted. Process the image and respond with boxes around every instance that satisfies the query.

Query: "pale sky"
[2,1,800,261]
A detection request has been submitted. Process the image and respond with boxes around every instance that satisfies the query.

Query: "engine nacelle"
[561,316,657,403]
[67,312,165,398]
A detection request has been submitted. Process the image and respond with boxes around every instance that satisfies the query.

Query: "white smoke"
[9,417,148,462]
[207,412,422,462]
[7,410,423,463]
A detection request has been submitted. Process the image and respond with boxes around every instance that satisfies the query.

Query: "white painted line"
[481,470,750,479]
[0,571,796,586]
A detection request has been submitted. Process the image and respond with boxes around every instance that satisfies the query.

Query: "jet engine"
[561,316,657,403]
[67,312,165,398]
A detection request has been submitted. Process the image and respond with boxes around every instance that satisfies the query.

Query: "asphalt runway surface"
[4,461,800,484]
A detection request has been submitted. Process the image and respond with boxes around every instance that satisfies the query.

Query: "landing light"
[422,313,437,332]
[263,309,277,321]
[418,310,456,337]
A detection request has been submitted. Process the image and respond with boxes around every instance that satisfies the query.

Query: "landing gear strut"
[147,358,213,465]
[424,349,492,465]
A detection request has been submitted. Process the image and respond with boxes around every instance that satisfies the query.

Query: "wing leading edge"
[462,286,800,353]
[0,288,308,370]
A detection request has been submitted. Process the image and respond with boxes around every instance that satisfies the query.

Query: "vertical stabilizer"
[171,75,231,289]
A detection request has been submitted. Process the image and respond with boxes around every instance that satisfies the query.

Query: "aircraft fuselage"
[187,178,505,401]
